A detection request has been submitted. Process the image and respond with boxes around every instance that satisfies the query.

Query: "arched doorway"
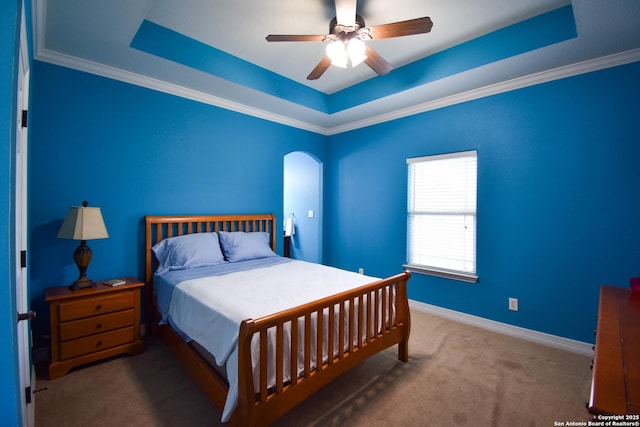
[283,152,323,263]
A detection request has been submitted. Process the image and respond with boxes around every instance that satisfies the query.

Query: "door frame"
[283,151,323,263]
[15,3,33,426]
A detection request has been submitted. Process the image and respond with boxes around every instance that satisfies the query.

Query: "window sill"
[403,264,478,283]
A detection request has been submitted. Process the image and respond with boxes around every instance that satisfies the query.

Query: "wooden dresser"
[588,285,640,415]
[46,278,144,379]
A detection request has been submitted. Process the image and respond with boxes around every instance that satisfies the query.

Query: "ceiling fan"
[266,0,433,80]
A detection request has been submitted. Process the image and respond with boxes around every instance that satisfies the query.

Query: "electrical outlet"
[358,268,364,275]
[508,298,519,311]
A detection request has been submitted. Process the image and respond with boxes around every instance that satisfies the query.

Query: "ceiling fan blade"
[368,17,433,39]
[307,55,332,80]
[364,45,392,76]
[334,0,357,27]
[266,34,326,42]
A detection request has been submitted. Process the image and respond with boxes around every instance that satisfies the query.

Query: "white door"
[15,4,34,426]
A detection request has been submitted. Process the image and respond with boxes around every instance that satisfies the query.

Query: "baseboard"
[409,300,594,357]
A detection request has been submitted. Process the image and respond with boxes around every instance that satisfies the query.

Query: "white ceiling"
[33,0,640,134]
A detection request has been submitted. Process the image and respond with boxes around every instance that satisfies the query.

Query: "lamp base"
[68,276,94,291]
[69,240,95,290]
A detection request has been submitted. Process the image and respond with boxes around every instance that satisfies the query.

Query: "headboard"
[144,213,277,285]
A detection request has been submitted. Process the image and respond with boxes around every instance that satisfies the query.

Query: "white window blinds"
[406,150,478,282]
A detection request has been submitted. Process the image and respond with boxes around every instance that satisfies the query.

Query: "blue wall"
[325,61,640,343]
[29,59,640,346]
[1,1,22,425]
[27,53,640,348]
[28,61,326,339]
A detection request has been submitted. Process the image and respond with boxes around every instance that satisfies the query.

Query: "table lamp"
[57,201,109,290]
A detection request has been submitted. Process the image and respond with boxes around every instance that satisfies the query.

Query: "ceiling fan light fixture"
[347,38,367,67]
[326,38,368,69]
[326,40,348,68]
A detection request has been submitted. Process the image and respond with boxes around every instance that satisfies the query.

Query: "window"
[405,150,478,283]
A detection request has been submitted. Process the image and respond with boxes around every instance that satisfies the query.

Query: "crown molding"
[327,48,640,135]
[34,41,640,136]
[34,47,330,135]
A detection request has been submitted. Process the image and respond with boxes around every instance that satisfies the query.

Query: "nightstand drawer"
[59,309,134,341]
[58,291,133,322]
[60,326,134,360]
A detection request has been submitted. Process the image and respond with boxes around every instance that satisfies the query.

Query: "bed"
[144,213,411,426]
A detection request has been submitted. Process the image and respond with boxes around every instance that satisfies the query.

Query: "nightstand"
[46,277,144,379]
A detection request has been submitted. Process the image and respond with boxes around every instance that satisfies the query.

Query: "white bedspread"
[166,260,378,422]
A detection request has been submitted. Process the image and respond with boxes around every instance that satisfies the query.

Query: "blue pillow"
[218,231,277,262]
[152,232,226,274]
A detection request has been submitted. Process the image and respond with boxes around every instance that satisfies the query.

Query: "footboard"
[235,271,411,427]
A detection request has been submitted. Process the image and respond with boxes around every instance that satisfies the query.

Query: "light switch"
[307,210,314,218]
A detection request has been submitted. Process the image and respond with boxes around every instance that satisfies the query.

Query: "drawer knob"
[96,341,103,347]
[96,323,102,330]
[95,304,102,311]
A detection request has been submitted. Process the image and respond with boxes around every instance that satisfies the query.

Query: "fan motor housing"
[330,14,366,35]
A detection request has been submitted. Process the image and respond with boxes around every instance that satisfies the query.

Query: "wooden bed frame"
[144,213,411,426]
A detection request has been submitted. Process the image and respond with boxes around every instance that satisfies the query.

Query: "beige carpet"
[34,310,593,426]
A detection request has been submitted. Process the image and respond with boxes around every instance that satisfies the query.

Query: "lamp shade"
[57,203,108,240]
[347,38,367,67]
[326,40,348,68]
[326,38,368,69]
